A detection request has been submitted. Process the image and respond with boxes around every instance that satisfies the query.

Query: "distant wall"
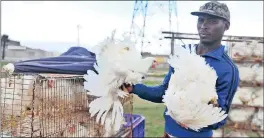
[4,45,57,62]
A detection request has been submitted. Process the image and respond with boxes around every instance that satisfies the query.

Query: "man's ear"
[225,21,230,31]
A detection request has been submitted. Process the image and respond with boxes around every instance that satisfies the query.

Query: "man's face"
[197,15,229,44]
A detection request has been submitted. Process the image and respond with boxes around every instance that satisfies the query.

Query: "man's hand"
[119,83,133,93]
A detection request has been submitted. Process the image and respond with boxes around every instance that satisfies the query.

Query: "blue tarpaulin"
[14,46,97,75]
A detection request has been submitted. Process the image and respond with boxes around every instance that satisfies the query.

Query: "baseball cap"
[191,1,230,23]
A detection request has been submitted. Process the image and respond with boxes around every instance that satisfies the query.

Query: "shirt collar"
[194,44,225,61]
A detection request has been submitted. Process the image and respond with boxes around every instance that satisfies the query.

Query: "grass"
[132,80,165,137]
[0,61,8,67]
[142,80,162,86]
[147,74,167,78]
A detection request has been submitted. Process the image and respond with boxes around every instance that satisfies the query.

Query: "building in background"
[1,35,59,62]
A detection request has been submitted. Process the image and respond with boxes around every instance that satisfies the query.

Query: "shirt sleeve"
[131,66,174,103]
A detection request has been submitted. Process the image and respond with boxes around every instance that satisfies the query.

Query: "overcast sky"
[1,1,263,54]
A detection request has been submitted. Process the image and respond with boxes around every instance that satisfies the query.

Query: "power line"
[140,1,148,55]
[130,1,179,54]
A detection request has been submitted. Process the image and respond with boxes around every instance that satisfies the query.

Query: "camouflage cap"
[191,1,230,22]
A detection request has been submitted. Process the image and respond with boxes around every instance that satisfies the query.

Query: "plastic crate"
[123,114,145,137]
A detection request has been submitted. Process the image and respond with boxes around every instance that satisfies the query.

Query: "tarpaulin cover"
[14,46,97,75]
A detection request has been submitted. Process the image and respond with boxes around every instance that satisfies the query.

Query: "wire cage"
[0,72,134,137]
[222,39,264,137]
[229,40,263,63]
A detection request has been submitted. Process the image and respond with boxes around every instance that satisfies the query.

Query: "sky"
[1,1,263,54]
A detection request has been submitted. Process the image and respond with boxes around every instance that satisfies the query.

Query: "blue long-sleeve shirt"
[132,44,240,137]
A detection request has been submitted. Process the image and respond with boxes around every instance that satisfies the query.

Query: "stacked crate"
[216,40,263,137]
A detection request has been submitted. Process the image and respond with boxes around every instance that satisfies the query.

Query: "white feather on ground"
[162,46,227,132]
[84,32,155,136]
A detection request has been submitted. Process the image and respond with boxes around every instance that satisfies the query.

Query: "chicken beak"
[151,58,159,69]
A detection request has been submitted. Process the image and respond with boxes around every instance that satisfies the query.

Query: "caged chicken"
[232,87,256,105]
[0,75,35,118]
[228,107,255,124]
[1,67,88,137]
[162,46,228,132]
[237,64,257,82]
[251,40,263,59]
[231,41,254,60]
[251,109,263,130]
[250,88,263,107]
[253,64,263,85]
[83,31,156,136]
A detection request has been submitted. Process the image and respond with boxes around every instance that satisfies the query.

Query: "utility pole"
[77,24,81,46]
[1,35,9,60]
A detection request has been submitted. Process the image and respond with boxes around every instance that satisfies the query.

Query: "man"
[122,1,240,137]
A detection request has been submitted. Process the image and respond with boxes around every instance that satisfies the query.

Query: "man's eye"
[209,20,218,24]
[198,19,203,23]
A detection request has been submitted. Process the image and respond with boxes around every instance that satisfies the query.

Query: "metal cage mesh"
[0,73,133,137]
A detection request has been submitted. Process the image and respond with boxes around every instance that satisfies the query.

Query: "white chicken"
[253,65,263,84]
[237,64,257,82]
[250,88,263,107]
[251,109,263,131]
[252,40,263,58]
[234,87,256,105]
[228,108,255,123]
[231,42,254,59]
[83,32,156,136]
[2,63,15,74]
[162,46,228,132]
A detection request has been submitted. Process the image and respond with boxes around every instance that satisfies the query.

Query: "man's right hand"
[119,83,133,93]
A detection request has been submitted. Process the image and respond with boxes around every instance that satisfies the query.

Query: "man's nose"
[200,20,209,29]
[201,23,208,29]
